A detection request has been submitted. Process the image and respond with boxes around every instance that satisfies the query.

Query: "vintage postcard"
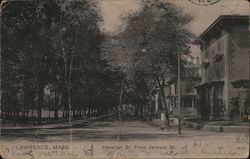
[0,0,249,158]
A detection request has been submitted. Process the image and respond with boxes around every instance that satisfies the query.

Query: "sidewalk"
[1,112,117,131]
[182,118,249,132]
[151,117,249,133]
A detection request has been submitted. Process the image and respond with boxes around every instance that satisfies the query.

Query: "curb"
[181,120,201,129]
[151,119,165,128]
[182,120,249,132]
[222,126,249,132]
[151,118,179,128]
[202,125,249,133]
[202,125,222,132]
[1,112,118,131]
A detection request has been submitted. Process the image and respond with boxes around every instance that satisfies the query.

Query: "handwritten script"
[0,136,249,158]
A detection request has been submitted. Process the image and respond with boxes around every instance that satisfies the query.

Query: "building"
[193,15,249,121]
[153,55,201,119]
[166,56,201,117]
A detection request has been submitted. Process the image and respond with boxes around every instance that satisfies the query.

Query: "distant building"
[153,55,201,119]
[193,15,249,121]
[166,55,201,117]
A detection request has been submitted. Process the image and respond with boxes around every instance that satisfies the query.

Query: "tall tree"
[1,0,105,121]
[1,0,59,120]
[50,0,104,122]
[102,0,194,126]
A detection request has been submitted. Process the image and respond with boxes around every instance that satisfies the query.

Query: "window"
[214,54,224,80]
[204,64,210,82]
[182,97,192,108]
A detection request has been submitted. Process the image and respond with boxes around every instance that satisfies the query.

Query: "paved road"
[0,115,249,158]
[1,115,173,142]
[0,114,249,142]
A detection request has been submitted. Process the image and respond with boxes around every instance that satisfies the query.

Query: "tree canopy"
[102,0,195,125]
[1,0,120,121]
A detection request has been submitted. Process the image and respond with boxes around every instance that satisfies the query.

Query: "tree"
[102,0,194,127]
[1,0,60,120]
[48,0,104,122]
[1,0,106,121]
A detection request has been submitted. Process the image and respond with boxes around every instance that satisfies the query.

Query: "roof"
[194,81,224,89]
[193,15,250,45]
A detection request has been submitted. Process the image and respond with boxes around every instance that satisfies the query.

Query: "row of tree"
[102,0,195,126]
[1,0,122,121]
[1,0,196,126]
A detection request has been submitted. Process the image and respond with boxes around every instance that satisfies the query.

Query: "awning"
[231,80,250,88]
[194,81,224,89]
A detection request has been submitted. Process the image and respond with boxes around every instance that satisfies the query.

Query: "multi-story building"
[194,15,249,121]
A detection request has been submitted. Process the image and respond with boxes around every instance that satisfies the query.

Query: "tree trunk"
[140,105,144,119]
[54,110,58,119]
[159,85,170,127]
[148,91,153,120]
[88,108,90,116]
[156,77,170,127]
[31,109,34,118]
[49,108,51,119]
[54,90,59,119]
[117,76,125,141]
[76,110,79,117]
[37,86,44,122]
[135,105,139,117]
[99,107,102,115]
[73,110,76,117]
[59,29,74,124]
[16,111,19,118]
[21,105,25,119]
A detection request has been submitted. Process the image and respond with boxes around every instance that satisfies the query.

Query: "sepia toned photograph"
[0,0,249,158]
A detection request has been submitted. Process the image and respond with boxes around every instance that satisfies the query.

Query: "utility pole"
[177,47,181,135]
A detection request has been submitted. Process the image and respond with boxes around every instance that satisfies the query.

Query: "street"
[1,114,249,142]
[0,114,249,158]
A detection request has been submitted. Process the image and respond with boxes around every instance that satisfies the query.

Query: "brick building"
[194,15,249,121]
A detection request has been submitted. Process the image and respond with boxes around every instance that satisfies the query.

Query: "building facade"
[194,15,249,121]
[153,56,201,119]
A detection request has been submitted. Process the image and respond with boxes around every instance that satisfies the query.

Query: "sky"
[98,0,249,35]
[98,0,249,57]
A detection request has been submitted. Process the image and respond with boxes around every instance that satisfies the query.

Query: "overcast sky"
[98,0,249,57]
[98,0,249,35]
